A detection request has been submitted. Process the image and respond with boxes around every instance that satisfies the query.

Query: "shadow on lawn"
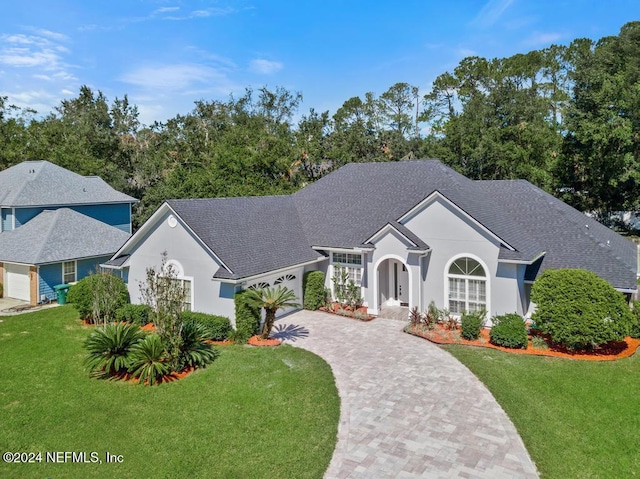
[270,323,310,342]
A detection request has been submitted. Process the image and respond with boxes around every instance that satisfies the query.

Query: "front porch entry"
[377,258,409,308]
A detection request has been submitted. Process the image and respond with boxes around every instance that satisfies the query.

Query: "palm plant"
[244,286,300,339]
[128,334,171,385]
[84,322,145,378]
[179,320,218,369]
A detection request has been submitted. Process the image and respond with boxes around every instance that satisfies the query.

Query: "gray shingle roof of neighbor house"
[125,159,636,289]
[166,196,322,280]
[0,160,137,206]
[0,208,131,264]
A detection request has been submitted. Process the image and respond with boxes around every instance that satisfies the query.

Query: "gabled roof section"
[0,208,131,264]
[477,180,637,289]
[167,196,321,279]
[0,160,137,207]
[365,221,430,251]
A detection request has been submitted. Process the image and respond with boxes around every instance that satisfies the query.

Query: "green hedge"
[303,270,325,310]
[182,311,232,341]
[115,304,152,326]
[631,300,640,339]
[490,313,528,349]
[67,274,129,321]
[531,269,634,350]
[460,310,485,340]
[233,290,261,343]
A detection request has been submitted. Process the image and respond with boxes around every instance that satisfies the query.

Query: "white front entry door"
[387,260,409,307]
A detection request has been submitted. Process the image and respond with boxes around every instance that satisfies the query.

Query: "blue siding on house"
[71,204,131,233]
[2,208,13,231]
[39,263,61,301]
[15,207,46,228]
[8,204,130,233]
[78,256,111,279]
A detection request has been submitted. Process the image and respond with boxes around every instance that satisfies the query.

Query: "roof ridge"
[32,208,61,264]
[7,161,48,207]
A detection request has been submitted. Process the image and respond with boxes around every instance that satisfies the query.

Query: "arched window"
[248,282,270,290]
[447,257,487,314]
[274,274,296,284]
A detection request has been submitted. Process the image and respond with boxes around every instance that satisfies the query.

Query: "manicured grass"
[0,306,339,479]
[443,345,640,479]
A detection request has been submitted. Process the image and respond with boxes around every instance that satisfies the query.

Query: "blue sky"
[0,0,638,126]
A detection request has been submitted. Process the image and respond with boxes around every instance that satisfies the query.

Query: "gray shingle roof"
[146,159,636,288]
[0,160,137,206]
[167,197,321,279]
[0,208,131,264]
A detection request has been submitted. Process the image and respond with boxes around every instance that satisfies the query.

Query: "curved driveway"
[276,311,538,479]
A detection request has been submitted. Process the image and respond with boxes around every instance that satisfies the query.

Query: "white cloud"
[524,32,564,46]
[471,0,514,27]
[120,63,224,90]
[457,48,478,58]
[249,59,283,75]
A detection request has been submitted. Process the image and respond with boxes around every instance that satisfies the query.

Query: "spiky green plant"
[244,286,300,339]
[179,320,218,369]
[128,334,171,386]
[84,322,145,378]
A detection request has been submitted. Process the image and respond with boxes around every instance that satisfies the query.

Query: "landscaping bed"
[318,302,375,321]
[407,323,640,361]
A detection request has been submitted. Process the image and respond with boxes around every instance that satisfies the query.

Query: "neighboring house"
[105,160,639,325]
[0,161,136,304]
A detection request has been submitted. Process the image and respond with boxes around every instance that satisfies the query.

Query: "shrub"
[530,335,549,350]
[460,310,486,340]
[409,306,422,326]
[490,313,528,349]
[84,322,145,377]
[423,301,440,330]
[182,311,232,341]
[630,301,640,339]
[128,334,171,386]
[178,321,218,370]
[233,290,261,343]
[67,273,129,322]
[531,269,635,350]
[0,281,3,298]
[115,304,152,326]
[303,271,326,310]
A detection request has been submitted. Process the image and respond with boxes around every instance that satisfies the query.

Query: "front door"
[388,260,409,307]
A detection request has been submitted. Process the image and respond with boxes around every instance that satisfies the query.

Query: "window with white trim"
[63,261,76,284]
[331,253,363,286]
[447,257,486,313]
[171,278,192,311]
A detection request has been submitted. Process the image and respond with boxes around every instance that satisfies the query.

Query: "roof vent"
[607,240,610,246]
[585,224,589,229]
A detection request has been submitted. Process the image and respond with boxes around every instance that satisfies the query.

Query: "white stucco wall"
[123,209,237,322]
[365,195,526,320]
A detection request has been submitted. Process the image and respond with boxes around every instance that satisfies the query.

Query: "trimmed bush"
[531,269,635,350]
[490,313,528,349]
[67,273,129,321]
[115,304,152,326]
[460,310,486,340]
[182,311,232,341]
[303,270,325,310]
[631,301,640,339]
[233,290,261,343]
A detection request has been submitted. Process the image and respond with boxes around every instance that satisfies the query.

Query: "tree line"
[1,22,639,229]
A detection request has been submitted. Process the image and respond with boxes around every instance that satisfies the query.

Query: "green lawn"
[443,345,640,479]
[0,306,339,479]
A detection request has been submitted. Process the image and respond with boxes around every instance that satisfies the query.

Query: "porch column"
[29,266,38,306]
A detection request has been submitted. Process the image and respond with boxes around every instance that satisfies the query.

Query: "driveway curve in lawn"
[275,311,539,479]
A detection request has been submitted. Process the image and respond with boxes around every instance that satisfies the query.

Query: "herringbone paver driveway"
[274,311,539,479]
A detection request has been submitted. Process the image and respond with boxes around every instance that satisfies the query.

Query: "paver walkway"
[275,311,539,479]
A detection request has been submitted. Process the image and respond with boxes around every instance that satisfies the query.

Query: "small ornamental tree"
[67,272,129,323]
[531,269,635,350]
[244,286,300,339]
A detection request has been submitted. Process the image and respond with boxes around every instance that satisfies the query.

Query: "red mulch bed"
[407,324,640,361]
[248,335,282,347]
[318,303,376,321]
[115,367,195,385]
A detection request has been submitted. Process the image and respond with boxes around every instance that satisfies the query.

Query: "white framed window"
[447,256,487,314]
[331,252,363,286]
[62,261,76,284]
[171,278,192,311]
[332,252,362,265]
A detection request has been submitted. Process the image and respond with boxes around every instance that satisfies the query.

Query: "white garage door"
[247,268,303,318]
[5,263,30,301]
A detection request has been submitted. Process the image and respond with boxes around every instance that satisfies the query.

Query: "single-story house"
[106,159,639,325]
[0,160,136,304]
